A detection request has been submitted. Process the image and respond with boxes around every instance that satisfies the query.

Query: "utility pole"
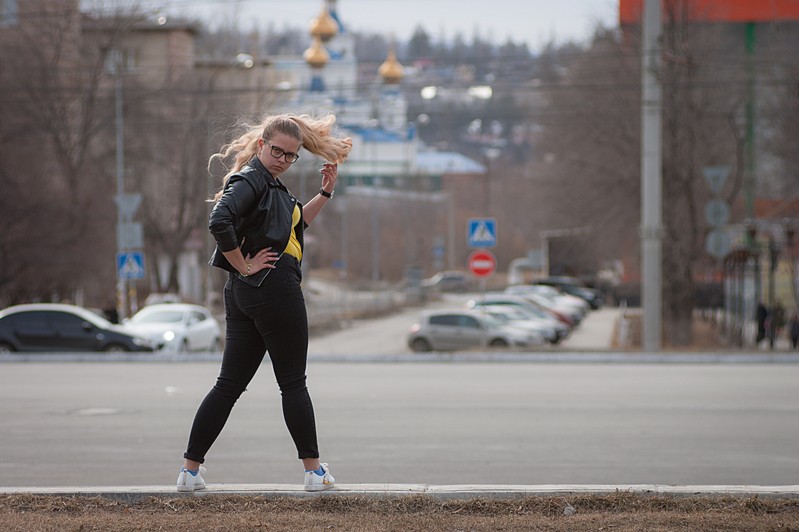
[113,50,127,322]
[641,0,663,351]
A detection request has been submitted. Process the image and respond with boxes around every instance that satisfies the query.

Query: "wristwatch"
[319,188,334,198]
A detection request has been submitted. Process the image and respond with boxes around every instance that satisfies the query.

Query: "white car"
[467,295,571,342]
[480,305,561,345]
[506,285,588,321]
[123,304,221,352]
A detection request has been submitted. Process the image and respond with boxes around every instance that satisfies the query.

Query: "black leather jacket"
[208,157,304,286]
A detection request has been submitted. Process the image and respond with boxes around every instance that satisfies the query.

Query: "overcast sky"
[157,0,620,52]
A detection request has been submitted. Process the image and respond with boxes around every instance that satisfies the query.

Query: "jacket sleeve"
[208,176,258,252]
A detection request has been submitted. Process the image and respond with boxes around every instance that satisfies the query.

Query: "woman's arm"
[303,163,337,225]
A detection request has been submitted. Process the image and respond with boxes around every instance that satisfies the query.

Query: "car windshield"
[132,310,184,323]
[494,308,526,320]
[486,311,510,323]
[477,312,503,328]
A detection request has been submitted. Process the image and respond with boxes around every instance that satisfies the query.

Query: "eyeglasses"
[265,142,300,163]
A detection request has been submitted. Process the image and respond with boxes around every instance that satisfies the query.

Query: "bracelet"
[319,188,334,198]
[244,262,251,276]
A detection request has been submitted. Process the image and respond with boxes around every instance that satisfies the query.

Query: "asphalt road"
[1,362,797,487]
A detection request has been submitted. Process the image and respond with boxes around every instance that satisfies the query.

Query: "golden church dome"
[308,3,338,42]
[378,48,404,84]
[304,36,330,69]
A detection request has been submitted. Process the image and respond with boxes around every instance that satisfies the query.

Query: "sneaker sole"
[304,483,334,492]
[176,484,206,493]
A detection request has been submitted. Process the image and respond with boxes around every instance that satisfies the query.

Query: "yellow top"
[283,204,303,261]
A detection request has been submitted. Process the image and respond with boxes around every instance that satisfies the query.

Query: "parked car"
[407,309,544,352]
[0,304,154,353]
[467,294,571,342]
[480,305,561,345]
[420,271,470,293]
[505,285,587,323]
[535,277,604,309]
[122,303,221,352]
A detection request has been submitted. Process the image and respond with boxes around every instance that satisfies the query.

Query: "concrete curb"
[2,352,799,364]
[2,484,798,503]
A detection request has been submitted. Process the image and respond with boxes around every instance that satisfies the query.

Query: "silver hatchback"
[407,309,545,352]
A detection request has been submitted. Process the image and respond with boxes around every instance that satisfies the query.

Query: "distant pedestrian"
[755,302,768,345]
[768,302,786,349]
[176,113,352,493]
[789,313,799,350]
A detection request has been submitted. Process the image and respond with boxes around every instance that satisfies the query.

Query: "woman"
[177,113,352,492]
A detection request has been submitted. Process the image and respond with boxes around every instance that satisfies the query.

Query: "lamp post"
[203,54,254,310]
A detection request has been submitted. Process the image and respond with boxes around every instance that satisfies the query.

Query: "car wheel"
[0,342,15,353]
[489,338,508,348]
[410,338,432,352]
[179,338,189,352]
[104,344,128,353]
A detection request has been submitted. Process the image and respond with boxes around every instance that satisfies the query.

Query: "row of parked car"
[406,279,602,352]
[0,302,221,353]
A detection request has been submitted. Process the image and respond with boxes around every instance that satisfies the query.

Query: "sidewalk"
[2,484,798,503]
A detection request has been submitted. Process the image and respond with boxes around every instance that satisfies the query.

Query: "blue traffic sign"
[117,251,145,280]
[467,218,497,248]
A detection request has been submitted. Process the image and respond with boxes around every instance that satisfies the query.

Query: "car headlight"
[162,330,176,342]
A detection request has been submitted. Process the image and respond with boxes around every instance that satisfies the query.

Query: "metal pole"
[744,23,756,221]
[641,0,663,351]
[114,53,128,321]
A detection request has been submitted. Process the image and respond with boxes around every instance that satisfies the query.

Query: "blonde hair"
[209,113,353,202]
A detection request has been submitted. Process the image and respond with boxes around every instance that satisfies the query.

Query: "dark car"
[0,304,155,353]
[535,276,604,309]
[421,271,470,293]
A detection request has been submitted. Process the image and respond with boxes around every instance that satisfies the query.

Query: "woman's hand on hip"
[246,247,279,275]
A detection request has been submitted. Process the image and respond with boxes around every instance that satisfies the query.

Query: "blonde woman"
[177,114,352,492]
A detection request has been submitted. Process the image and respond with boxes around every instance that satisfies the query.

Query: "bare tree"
[0,0,119,305]
[537,14,754,345]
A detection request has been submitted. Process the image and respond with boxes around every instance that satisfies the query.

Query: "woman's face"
[258,132,301,177]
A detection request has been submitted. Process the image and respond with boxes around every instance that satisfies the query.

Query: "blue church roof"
[345,126,406,143]
[415,151,486,175]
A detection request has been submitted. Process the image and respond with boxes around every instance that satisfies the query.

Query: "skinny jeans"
[184,254,318,463]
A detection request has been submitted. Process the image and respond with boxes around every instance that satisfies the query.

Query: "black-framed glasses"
[266,142,300,163]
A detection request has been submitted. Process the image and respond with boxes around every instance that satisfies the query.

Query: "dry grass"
[1,493,798,531]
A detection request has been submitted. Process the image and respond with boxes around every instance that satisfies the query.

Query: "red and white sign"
[467,250,497,278]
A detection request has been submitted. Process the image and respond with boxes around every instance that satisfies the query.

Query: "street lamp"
[203,54,255,310]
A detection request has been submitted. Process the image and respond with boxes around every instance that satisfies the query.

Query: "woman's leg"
[241,258,320,460]
[183,280,267,465]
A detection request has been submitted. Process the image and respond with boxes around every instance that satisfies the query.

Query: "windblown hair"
[209,113,353,202]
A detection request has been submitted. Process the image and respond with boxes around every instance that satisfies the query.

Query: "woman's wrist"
[319,188,334,198]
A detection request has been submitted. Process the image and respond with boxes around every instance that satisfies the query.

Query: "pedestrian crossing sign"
[467,218,497,248]
[117,251,145,280]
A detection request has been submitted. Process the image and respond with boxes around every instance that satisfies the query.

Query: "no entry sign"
[467,250,497,278]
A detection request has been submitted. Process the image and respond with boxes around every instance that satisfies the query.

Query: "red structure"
[620,0,799,24]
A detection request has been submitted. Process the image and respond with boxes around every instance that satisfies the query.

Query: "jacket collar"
[248,156,285,189]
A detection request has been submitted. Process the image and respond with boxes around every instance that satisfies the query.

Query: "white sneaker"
[176,466,207,492]
[304,463,335,492]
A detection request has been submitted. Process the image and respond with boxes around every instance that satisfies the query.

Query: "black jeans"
[184,254,319,463]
